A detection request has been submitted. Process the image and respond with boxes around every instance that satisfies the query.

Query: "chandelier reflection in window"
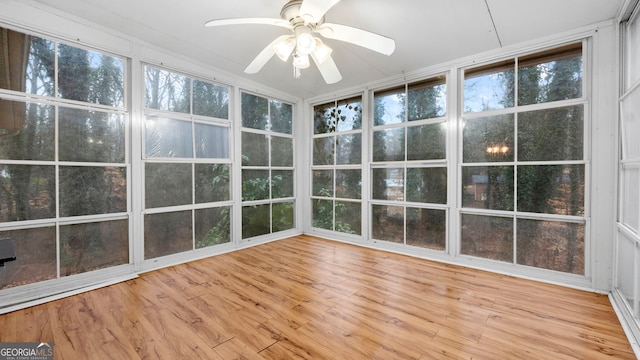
[486,145,510,156]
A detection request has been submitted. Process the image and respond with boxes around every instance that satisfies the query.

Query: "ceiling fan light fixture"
[292,52,310,69]
[273,36,296,61]
[295,27,316,55]
[313,38,332,64]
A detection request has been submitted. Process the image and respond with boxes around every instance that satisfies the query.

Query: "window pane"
[60,219,129,276]
[0,102,54,160]
[374,87,405,126]
[464,60,515,112]
[407,78,446,121]
[59,107,126,163]
[407,123,446,161]
[373,128,405,162]
[241,132,268,166]
[145,66,190,113]
[312,199,333,230]
[23,33,55,96]
[145,117,193,158]
[518,105,583,161]
[272,202,294,232]
[336,201,361,235]
[0,165,55,221]
[336,97,362,131]
[242,204,270,238]
[195,123,229,159]
[0,227,56,289]
[336,134,362,165]
[629,18,640,86]
[58,44,124,107]
[406,167,447,204]
[407,208,446,251]
[516,219,584,274]
[312,170,333,197]
[313,137,334,165]
[313,101,335,134]
[636,247,640,318]
[372,168,404,201]
[617,232,635,306]
[144,211,192,259]
[242,170,270,201]
[336,170,361,199]
[517,164,584,216]
[622,166,639,233]
[461,166,514,211]
[463,114,514,163]
[461,214,513,262]
[241,93,268,130]
[195,206,230,248]
[272,170,294,198]
[59,166,126,217]
[195,164,229,203]
[193,80,229,119]
[270,100,292,134]
[518,44,582,105]
[145,163,192,208]
[271,136,293,167]
[372,204,404,243]
[621,88,640,159]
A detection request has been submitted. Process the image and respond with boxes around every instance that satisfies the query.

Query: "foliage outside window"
[312,96,362,235]
[143,65,231,259]
[241,92,294,239]
[0,26,128,288]
[461,42,586,274]
[371,76,448,251]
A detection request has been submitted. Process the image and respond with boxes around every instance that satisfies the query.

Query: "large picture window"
[461,42,586,274]
[241,92,294,239]
[312,96,363,235]
[0,26,128,289]
[371,77,448,251]
[143,65,230,259]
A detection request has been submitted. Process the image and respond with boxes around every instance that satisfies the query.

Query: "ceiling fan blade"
[311,53,342,84]
[245,35,291,74]
[315,23,396,55]
[205,18,290,29]
[299,0,341,23]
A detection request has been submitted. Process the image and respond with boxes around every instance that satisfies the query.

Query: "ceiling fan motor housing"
[281,0,303,22]
[281,0,324,26]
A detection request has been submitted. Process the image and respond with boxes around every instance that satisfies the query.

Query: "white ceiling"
[28,0,624,99]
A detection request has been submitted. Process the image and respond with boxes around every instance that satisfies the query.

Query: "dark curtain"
[0,28,30,137]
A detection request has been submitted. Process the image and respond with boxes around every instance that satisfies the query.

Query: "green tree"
[193,80,228,119]
[241,93,268,129]
[515,53,583,273]
[4,36,56,221]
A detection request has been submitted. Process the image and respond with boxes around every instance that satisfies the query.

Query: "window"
[0,26,128,288]
[241,92,294,239]
[371,76,448,250]
[143,65,230,259]
[616,6,640,319]
[461,42,586,274]
[312,96,362,235]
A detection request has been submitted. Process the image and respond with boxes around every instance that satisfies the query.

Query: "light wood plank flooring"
[0,235,635,359]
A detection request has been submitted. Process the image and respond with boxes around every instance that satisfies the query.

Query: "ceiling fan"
[204,0,396,84]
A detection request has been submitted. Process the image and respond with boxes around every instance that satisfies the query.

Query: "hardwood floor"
[0,235,635,359]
